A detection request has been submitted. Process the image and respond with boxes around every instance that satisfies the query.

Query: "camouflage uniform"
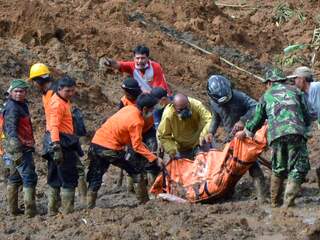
[245,82,311,183]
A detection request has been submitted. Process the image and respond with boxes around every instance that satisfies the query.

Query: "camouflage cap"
[262,68,286,83]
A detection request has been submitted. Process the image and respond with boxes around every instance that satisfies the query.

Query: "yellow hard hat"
[29,63,50,80]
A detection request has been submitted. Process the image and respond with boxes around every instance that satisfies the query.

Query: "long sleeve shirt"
[245,83,311,144]
[92,105,157,162]
[209,90,257,135]
[118,60,171,95]
[306,82,320,124]
[3,98,35,150]
[47,93,74,142]
[157,97,212,155]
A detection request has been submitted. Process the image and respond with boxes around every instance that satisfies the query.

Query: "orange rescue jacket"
[92,105,157,162]
[120,96,154,133]
[43,89,54,130]
[47,93,74,142]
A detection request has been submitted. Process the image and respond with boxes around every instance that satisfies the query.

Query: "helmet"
[207,75,232,104]
[29,63,50,79]
[263,68,286,82]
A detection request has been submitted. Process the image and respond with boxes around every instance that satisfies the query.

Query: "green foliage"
[312,28,320,45]
[274,3,294,24]
[296,10,306,23]
[274,44,308,67]
[275,54,306,67]
[274,3,306,25]
[283,44,305,54]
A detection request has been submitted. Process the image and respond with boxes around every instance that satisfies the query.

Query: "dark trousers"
[248,162,264,178]
[142,127,159,176]
[87,144,142,192]
[8,151,38,187]
[143,127,158,153]
[47,148,79,189]
[176,147,199,160]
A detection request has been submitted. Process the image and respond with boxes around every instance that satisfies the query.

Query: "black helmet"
[121,77,142,98]
[207,75,232,104]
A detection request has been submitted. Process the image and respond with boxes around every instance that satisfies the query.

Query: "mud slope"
[0,1,319,239]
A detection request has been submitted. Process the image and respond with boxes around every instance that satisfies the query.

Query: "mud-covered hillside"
[0,1,319,239]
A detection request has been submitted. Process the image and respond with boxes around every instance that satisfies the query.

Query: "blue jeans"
[153,109,164,130]
[8,151,38,187]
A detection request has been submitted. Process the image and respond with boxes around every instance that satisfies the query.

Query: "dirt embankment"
[0,0,319,239]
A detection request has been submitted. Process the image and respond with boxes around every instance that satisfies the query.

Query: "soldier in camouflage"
[236,68,311,208]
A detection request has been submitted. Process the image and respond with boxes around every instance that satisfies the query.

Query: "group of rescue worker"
[1,44,319,218]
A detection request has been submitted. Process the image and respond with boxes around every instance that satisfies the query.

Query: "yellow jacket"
[157,97,212,155]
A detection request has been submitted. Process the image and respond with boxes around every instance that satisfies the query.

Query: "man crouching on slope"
[86,94,163,208]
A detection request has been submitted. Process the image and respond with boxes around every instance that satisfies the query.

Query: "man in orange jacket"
[29,63,87,209]
[101,45,171,94]
[29,63,57,130]
[46,76,82,215]
[86,94,163,208]
[118,77,159,190]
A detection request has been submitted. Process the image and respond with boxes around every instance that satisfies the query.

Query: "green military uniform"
[244,68,311,207]
[245,82,311,183]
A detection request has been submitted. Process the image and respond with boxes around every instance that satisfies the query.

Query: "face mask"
[178,108,192,120]
[143,111,153,118]
[155,103,165,110]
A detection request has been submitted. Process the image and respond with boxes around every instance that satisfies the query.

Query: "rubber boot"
[283,181,301,208]
[133,180,149,204]
[77,176,87,207]
[127,176,134,193]
[61,188,75,214]
[270,174,284,208]
[87,190,98,209]
[6,184,23,215]
[316,167,320,190]
[23,187,37,218]
[47,186,60,216]
[253,175,266,204]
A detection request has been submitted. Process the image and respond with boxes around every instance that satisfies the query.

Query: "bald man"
[157,94,212,160]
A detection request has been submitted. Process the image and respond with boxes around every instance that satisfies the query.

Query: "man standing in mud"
[46,76,82,215]
[3,79,37,217]
[100,45,171,94]
[157,93,212,160]
[86,94,163,207]
[288,66,320,189]
[236,68,311,208]
[205,75,266,204]
[29,63,88,207]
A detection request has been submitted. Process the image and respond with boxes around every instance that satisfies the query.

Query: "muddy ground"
[0,0,319,239]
